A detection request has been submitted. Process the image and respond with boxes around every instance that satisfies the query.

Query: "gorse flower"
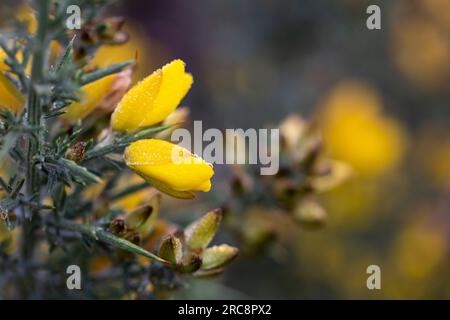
[319,81,406,176]
[0,72,24,112]
[124,139,214,199]
[0,0,237,300]
[0,48,25,112]
[0,50,10,71]
[111,59,193,132]
[62,74,118,122]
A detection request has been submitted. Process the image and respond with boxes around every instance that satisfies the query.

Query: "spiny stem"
[57,219,171,266]
[21,0,50,298]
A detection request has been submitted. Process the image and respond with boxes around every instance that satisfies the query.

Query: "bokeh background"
[104,0,450,299]
[1,0,448,299]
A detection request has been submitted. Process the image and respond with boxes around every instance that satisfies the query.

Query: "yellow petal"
[111,59,193,132]
[0,49,30,75]
[0,50,9,72]
[17,4,38,34]
[62,74,117,122]
[0,72,24,113]
[124,139,213,199]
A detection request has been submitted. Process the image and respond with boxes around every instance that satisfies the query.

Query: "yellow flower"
[319,81,406,176]
[17,4,38,34]
[416,126,450,189]
[0,72,24,112]
[391,216,447,281]
[111,174,155,211]
[62,74,118,122]
[87,25,157,83]
[0,223,19,255]
[0,50,10,72]
[124,139,213,199]
[111,59,193,132]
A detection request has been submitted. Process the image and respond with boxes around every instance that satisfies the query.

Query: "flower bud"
[124,205,152,231]
[124,231,141,246]
[308,160,353,193]
[66,141,88,163]
[177,252,202,273]
[110,217,127,235]
[185,209,222,250]
[242,224,276,255]
[201,244,238,270]
[294,198,327,228]
[134,194,161,238]
[158,234,183,264]
[97,67,133,113]
[279,114,307,151]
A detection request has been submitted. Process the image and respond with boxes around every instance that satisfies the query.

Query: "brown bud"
[110,217,127,235]
[124,231,141,246]
[66,141,88,163]
[97,17,125,40]
[177,252,202,273]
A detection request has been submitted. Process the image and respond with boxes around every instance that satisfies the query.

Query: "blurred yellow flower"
[0,72,24,112]
[0,50,10,72]
[0,223,19,255]
[111,59,193,132]
[420,0,450,29]
[391,217,447,280]
[87,25,161,83]
[124,139,213,199]
[416,126,450,189]
[391,5,450,91]
[111,174,155,212]
[319,81,407,176]
[62,74,118,122]
[89,255,112,274]
[17,4,37,34]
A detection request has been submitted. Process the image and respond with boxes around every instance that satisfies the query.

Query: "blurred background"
[106,0,450,299]
[1,0,449,299]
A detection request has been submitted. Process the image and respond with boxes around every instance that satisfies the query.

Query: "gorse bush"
[0,0,348,299]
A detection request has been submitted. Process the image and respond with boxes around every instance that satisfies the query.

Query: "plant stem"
[21,0,49,298]
[84,125,171,161]
[56,219,171,266]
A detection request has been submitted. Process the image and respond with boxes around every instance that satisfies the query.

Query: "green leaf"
[84,124,171,161]
[55,36,75,73]
[57,219,170,265]
[57,158,102,184]
[0,131,19,161]
[80,60,134,85]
